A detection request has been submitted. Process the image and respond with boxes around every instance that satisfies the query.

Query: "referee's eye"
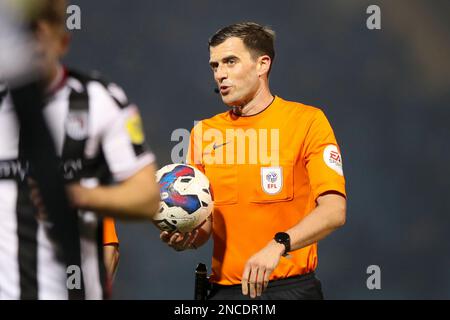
[227,59,236,66]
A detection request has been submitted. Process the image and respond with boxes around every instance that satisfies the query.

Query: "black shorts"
[207,272,324,300]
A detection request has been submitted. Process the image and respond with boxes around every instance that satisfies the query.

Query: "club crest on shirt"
[261,166,283,194]
[323,145,343,176]
[66,111,89,141]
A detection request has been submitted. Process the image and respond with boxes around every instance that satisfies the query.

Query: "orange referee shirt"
[187,96,346,285]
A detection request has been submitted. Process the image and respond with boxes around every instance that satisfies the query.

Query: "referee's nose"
[215,64,228,84]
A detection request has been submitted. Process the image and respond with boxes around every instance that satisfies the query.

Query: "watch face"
[275,232,289,243]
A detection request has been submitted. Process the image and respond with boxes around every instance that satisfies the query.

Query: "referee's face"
[209,37,262,107]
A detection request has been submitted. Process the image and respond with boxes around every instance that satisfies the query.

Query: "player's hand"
[66,183,90,209]
[30,179,89,213]
[241,240,285,298]
[28,178,48,220]
[160,229,199,252]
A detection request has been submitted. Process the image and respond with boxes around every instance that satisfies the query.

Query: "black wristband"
[274,232,291,254]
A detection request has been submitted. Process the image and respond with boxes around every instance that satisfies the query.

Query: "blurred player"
[161,22,347,300]
[0,0,159,299]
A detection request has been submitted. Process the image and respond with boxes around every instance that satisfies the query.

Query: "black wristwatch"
[274,232,291,255]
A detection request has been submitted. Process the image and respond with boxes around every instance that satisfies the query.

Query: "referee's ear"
[257,54,272,78]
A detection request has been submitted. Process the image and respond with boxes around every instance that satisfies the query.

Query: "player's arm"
[67,163,160,220]
[103,218,120,280]
[68,85,160,221]
[29,124,159,221]
[104,244,120,280]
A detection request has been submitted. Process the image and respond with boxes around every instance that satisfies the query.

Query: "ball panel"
[154,164,213,233]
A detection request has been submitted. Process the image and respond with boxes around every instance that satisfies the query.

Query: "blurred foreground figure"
[0,0,159,299]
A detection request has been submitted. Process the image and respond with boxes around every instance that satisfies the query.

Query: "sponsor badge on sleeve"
[323,145,343,176]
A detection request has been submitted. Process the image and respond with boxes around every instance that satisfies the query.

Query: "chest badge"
[261,166,283,195]
[66,111,89,141]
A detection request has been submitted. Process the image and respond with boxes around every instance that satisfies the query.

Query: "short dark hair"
[24,0,67,32]
[209,22,276,73]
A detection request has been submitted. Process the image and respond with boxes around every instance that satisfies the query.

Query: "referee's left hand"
[241,240,285,298]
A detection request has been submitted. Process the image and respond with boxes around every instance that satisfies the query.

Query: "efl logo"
[265,172,279,190]
[261,167,282,194]
[266,172,278,183]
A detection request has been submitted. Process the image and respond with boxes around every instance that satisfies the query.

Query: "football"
[153,164,213,233]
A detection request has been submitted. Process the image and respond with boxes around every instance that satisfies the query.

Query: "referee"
[0,0,160,299]
[162,22,347,300]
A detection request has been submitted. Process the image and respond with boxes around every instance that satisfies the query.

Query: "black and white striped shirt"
[0,67,155,299]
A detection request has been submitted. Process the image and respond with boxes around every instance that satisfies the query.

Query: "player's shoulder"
[67,68,130,109]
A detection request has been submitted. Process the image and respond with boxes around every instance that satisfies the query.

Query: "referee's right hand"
[160,230,199,252]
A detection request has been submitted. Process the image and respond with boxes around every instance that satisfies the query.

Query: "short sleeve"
[100,99,156,182]
[303,110,346,201]
[103,218,119,246]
